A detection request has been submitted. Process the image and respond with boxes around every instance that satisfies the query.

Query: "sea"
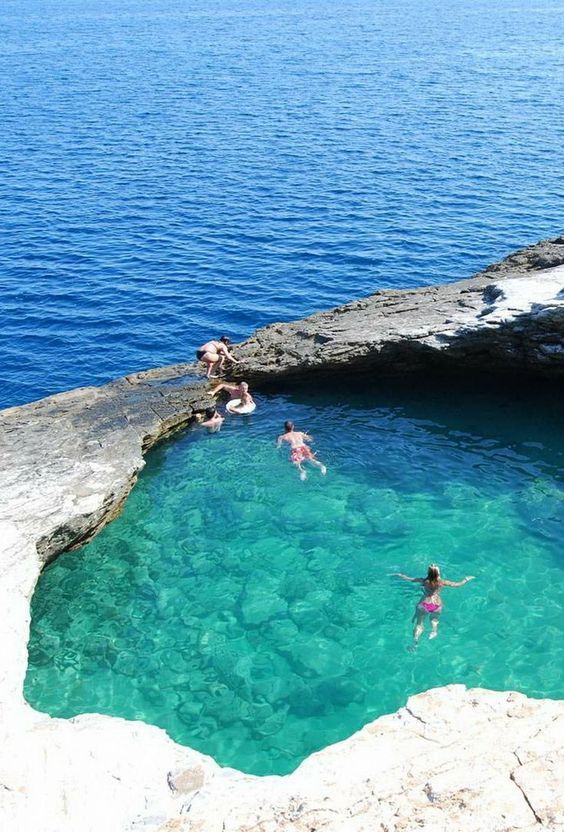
[1,0,563,408]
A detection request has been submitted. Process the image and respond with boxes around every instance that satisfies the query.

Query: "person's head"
[220,336,231,346]
[427,564,441,583]
[205,407,217,420]
[239,382,249,393]
[284,420,294,433]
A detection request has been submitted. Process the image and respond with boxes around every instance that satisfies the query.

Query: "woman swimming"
[392,564,475,646]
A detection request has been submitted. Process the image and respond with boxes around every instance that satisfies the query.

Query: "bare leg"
[429,614,440,640]
[309,459,327,476]
[294,462,307,481]
[411,608,426,648]
[203,353,220,379]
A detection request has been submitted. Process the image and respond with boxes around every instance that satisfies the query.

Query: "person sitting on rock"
[276,420,327,481]
[391,564,475,648]
[199,407,224,432]
[196,337,239,379]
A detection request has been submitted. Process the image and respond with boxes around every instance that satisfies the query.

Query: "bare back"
[200,340,225,355]
[279,430,309,449]
[420,578,443,604]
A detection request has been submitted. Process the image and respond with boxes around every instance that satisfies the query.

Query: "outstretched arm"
[391,573,424,583]
[218,345,240,363]
[208,382,237,396]
[442,576,475,588]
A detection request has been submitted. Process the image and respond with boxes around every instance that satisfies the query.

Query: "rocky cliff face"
[230,237,564,383]
[1,238,563,832]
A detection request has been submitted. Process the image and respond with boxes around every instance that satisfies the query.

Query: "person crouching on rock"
[196,336,239,379]
[276,420,327,481]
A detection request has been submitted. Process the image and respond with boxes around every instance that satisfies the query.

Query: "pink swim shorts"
[291,445,314,464]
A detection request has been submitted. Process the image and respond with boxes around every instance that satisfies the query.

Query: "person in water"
[277,420,327,481]
[199,406,224,432]
[208,381,255,411]
[392,564,475,646]
[196,336,239,379]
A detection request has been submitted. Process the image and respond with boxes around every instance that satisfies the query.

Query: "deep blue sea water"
[1,0,563,407]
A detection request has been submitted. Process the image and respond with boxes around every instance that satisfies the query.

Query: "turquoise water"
[2,0,564,407]
[25,383,564,775]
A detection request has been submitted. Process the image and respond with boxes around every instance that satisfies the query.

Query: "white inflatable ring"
[226,398,256,415]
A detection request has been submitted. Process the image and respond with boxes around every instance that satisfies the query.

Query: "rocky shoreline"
[1,238,563,831]
[141,235,564,387]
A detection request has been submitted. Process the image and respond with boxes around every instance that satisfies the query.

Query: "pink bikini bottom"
[419,601,441,614]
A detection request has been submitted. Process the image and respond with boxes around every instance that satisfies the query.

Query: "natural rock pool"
[25,381,564,775]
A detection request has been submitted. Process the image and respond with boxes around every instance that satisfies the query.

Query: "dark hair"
[220,335,231,345]
[427,564,441,584]
[205,407,217,419]
[284,420,294,432]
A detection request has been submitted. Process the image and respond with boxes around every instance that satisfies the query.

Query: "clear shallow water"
[25,383,564,775]
[1,0,564,407]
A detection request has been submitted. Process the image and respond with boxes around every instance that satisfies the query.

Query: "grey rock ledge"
[231,235,564,382]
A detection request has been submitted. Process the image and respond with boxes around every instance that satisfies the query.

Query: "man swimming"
[196,336,239,379]
[276,420,327,481]
[392,564,475,647]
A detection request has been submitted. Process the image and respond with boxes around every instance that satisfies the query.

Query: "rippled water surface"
[25,383,564,774]
[1,0,564,406]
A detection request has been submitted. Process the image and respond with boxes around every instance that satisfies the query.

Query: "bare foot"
[429,630,438,640]
[300,470,307,482]
[320,465,327,475]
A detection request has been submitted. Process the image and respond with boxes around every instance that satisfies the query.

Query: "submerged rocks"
[241,579,288,626]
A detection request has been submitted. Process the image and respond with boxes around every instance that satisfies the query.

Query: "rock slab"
[230,237,564,382]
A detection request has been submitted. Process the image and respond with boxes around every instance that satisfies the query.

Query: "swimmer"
[392,564,475,648]
[276,420,327,481]
[199,407,224,432]
[196,337,239,379]
[208,381,254,410]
